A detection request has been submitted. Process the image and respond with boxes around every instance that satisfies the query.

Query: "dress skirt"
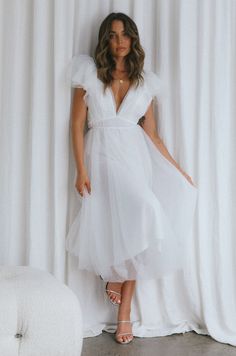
[65,119,198,282]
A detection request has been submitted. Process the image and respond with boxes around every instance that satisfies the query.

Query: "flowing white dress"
[65,54,198,282]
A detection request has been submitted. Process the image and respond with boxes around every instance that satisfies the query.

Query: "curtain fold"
[1,0,235,346]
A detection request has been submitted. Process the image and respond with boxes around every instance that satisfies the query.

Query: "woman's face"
[108,20,131,59]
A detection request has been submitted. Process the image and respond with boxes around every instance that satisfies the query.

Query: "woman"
[66,12,198,344]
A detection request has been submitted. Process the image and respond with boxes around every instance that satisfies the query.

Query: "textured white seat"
[0,266,83,356]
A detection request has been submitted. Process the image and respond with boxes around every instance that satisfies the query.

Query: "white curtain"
[1,0,236,346]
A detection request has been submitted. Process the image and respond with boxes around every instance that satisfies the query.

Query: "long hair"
[94,12,145,93]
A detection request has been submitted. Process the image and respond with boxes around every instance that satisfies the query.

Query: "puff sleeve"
[144,70,165,103]
[66,54,96,90]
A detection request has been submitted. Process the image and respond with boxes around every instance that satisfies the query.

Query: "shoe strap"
[117,320,132,323]
[116,332,133,336]
[106,289,121,296]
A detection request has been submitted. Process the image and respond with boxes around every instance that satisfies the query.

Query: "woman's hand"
[179,168,196,187]
[75,168,91,197]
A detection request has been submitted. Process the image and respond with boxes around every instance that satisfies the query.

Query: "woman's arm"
[71,88,91,195]
[71,88,88,174]
[141,100,194,185]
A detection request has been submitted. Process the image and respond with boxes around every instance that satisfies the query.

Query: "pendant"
[119,79,124,84]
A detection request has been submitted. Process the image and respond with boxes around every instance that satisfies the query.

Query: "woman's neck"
[114,57,126,72]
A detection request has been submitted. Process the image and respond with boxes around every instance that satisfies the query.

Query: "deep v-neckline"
[109,83,133,115]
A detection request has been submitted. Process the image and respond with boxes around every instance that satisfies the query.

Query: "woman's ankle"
[118,308,131,320]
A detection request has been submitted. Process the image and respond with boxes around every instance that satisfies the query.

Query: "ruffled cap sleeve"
[66,54,96,90]
[144,70,166,102]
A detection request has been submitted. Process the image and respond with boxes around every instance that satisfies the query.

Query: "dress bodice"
[67,54,163,129]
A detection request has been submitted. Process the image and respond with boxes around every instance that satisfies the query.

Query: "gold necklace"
[113,78,127,84]
[113,69,128,84]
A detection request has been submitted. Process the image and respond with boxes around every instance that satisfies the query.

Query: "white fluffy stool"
[0,266,83,356]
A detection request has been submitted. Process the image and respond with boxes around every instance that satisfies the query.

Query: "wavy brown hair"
[94,12,145,93]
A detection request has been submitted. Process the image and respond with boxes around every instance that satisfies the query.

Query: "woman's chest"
[86,79,152,124]
[110,79,131,110]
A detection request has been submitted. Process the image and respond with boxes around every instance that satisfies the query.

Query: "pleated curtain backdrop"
[1,0,236,346]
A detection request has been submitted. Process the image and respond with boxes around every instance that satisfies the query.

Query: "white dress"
[65,54,198,282]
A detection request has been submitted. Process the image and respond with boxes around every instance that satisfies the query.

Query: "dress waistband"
[88,118,138,129]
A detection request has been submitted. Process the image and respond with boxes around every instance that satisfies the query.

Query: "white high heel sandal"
[115,320,134,344]
[105,282,122,305]
[100,275,122,306]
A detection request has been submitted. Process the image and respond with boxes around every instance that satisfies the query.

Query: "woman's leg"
[116,280,136,343]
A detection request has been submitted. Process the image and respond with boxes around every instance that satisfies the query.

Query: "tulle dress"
[65,54,198,282]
